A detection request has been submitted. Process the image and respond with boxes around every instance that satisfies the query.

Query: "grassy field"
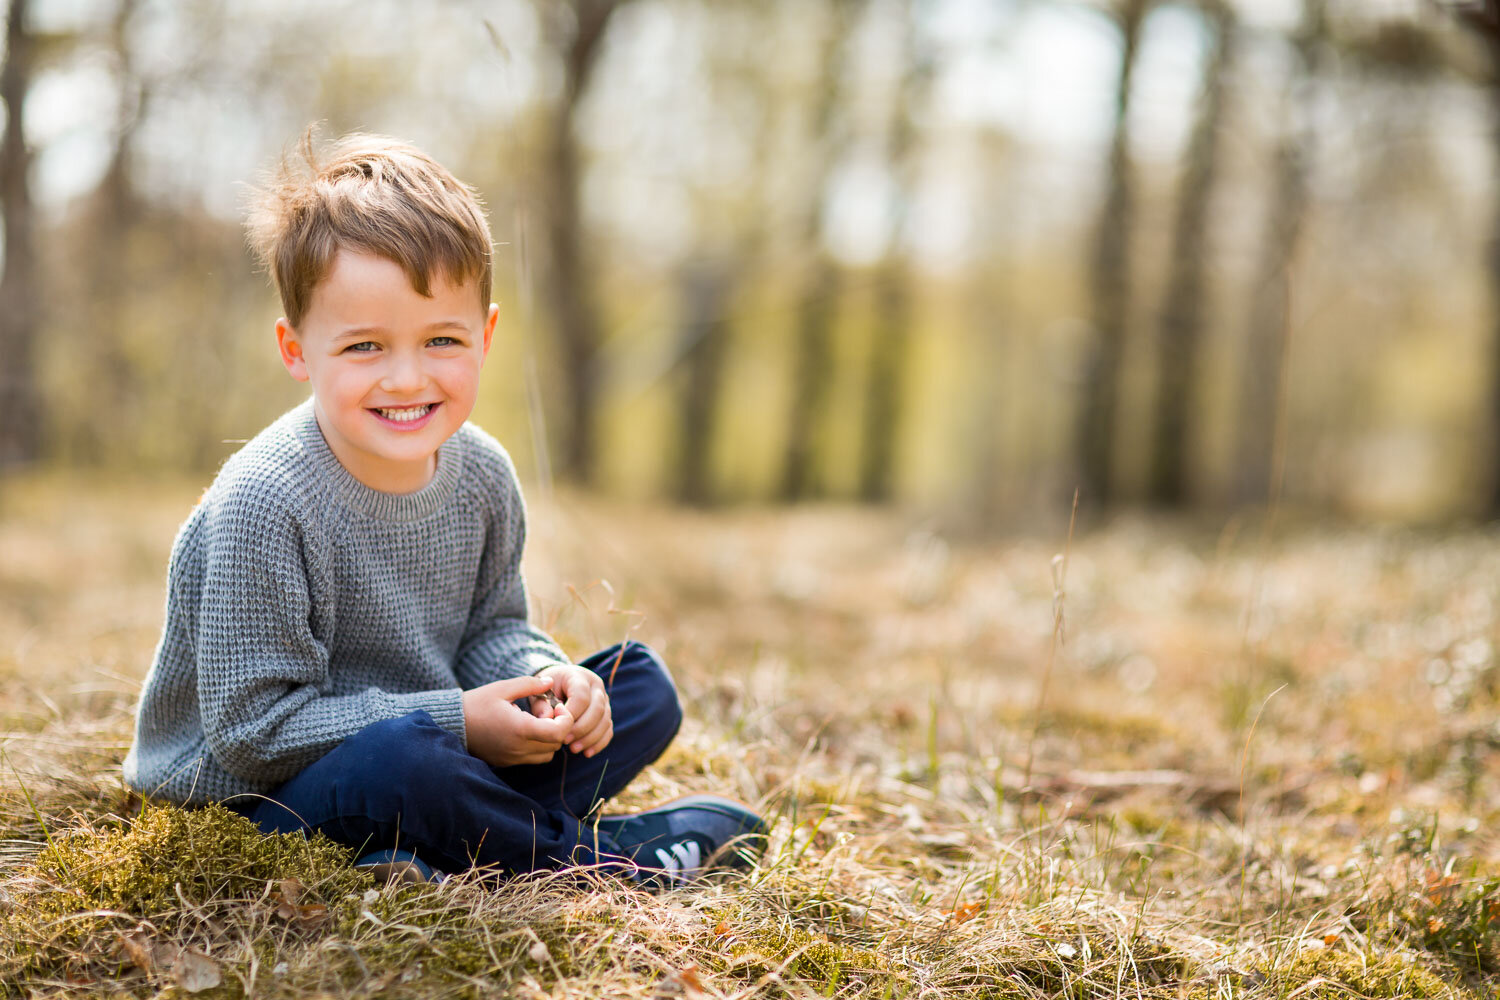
[1,473,1499,997]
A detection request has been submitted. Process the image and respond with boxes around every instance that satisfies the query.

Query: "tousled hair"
[245,129,492,327]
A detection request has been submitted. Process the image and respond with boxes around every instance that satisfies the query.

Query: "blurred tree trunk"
[84,0,145,463]
[1076,0,1148,510]
[100,0,143,230]
[674,261,734,505]
[782,257,842,501]
[860,257,910,503]
[537,0,627,487]
[1483,39,1500,516]
[1148,0,1235,507]
[1454,2,1500,514]
[0,0,39,469]
[859,5,931,504]
[1232,0,1325,508]
[780,0,855,503]
[670,2,778,507]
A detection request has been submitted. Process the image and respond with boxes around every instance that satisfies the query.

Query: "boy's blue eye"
[346,341,379,353]
[429,336,459,348]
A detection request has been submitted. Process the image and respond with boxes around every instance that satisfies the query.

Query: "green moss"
[1260,950,1455,999]
[727,923,894,990]
[0,803,367,991]
[1117,806,1196,848]
[32,803,365,911]
[1000,704,1176,751]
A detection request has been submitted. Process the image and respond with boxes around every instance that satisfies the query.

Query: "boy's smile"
[275,250,497,494]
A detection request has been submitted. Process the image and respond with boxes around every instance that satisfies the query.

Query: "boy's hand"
[530,665,613,758]
[462,676,573,767]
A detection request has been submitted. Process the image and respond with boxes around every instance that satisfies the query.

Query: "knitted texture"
[123,401,571,806]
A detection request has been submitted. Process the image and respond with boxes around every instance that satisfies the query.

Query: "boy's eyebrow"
[330,320,471,342]
[331,326,385,342]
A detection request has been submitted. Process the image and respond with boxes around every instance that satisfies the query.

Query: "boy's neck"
[311,406,440,495]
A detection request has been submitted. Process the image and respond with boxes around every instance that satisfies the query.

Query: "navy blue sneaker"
[355,848,442,885]
[594,794,767,888]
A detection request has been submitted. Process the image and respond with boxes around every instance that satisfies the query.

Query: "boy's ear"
[481,304,498,360]
[275,319,310,382]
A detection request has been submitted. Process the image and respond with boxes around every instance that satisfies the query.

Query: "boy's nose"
[380,353,427,393]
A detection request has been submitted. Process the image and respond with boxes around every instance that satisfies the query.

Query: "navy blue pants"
[228,642,682,875]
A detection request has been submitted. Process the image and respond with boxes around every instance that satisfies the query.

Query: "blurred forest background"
[2,0,1500,524]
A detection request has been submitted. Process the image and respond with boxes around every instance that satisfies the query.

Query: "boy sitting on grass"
[122,133,764,887]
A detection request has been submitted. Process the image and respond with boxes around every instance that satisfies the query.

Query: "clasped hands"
[461,665,614,767]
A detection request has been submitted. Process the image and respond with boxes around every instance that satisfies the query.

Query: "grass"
[1,473,1499,996]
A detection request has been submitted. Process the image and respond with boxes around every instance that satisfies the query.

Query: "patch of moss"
[1002,704,1176,752]
[940,949,1183,1000]
[980,937,1185,999]
[313,879,643,997]
[727,923,894,990]
[0,803,366,991]
[33,804,364,911]
[1259,950,1454,999]
[1117,805,1196,847]
[743,868,873,930]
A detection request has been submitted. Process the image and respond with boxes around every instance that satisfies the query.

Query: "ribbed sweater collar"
[290,400,465,521]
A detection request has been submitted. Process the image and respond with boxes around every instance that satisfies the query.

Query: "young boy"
[122,133,764,886]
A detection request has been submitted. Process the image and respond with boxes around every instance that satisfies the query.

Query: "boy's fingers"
[582,695,612,753]
[524,746,558,764]
[568,698,606,747]
[489,674,554,702]
[579,721,614,756]
[571,706,611,752]
[515,706,570,742]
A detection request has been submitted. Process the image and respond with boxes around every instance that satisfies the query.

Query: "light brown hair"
[246,130,492,327]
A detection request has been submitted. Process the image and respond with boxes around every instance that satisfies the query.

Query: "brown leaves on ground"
[114,926,221,993]
[271,876,331,930]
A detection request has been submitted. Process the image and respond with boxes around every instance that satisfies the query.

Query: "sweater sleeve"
[453,457,572,688]
[195,488,467,783]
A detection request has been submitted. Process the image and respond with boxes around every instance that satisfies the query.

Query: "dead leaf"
[279,877,305,905]
[946,900,985,924]
[294,903,330,930]
[174,948,221,994]
[271,878,328,928]
[712,920,732,938]
[1322,932,1339,946]
[116,929,155,973]
[676,963,706,999]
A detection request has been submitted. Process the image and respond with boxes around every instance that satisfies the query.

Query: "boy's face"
[275,250,498,494]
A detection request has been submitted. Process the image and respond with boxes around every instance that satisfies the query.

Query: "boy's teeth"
[377,404,432,422]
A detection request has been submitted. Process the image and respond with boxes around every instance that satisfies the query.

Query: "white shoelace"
[652,840,703,884]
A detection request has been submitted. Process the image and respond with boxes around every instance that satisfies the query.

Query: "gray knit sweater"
[123,401,571,806]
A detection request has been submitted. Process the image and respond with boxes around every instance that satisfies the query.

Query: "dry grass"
[1,472,1498,997]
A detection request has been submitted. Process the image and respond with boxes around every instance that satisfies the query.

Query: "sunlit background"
[3,0,1497,522]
